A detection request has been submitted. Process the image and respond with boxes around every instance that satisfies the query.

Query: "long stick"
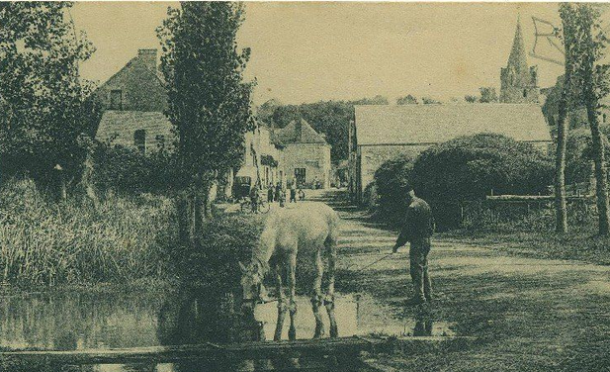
[351,252,395,274]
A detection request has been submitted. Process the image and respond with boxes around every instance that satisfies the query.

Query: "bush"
[566,128,594,185]
[373,153,415,223]
[176,214,263,294]
[91,141,176,195]
[412,134,554,201]
[362,182,378,211]
[462,199,595,233]
[0,178,176,286]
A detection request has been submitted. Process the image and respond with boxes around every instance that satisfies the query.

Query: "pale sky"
[72,2,569,106]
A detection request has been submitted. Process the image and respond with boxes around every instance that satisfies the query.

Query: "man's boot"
[405,296,426,306]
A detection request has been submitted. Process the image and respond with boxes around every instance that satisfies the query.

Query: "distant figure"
[268,184,275,203]
[278,187,286,208]
[275,182,282,202]
[290,183,297,203]
[298,187,305,201]
[250,186,260,213]
[392,188,435,306]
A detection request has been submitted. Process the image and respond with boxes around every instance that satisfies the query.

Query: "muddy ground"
[312,189,610,372]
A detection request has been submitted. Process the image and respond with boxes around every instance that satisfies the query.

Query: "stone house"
[95,49,170,154]
[94,49,281,197]
[348,104,553,203]
[271,119,332,188]
[236,125,283,190]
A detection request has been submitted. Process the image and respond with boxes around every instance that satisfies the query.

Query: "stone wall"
[94,49,167,113]
[359,144,429,196]
[282,143,331,188]
[96,111,173,154]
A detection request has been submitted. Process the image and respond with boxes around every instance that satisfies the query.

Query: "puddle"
[0,290,454,371]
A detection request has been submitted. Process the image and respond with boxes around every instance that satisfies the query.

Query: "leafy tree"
[157,2,255,242]
[422,97,441,105]
[354,95,389,105]
[263,96,389,163]
[373,153,416,225]
[560,3,610,236]
[464,95,478,103]
[0,2,97,191]
[396,95,419,105]
[479,87,498,103]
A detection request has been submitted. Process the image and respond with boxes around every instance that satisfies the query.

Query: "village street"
[307,189,610,372]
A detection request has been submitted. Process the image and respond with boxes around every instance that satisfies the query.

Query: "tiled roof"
[272,118,328,145]
[355,104,551,146]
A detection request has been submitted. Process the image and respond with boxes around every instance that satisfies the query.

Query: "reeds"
[0,179,176,286]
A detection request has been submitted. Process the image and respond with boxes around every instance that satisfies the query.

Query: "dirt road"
[310,189,610,372]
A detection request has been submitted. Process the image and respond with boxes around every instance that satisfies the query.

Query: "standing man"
[289,182,297,203]
[392,188,435,306]
[268,183,275,203]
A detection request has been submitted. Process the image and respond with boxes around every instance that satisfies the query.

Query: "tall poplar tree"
[157,2,254,243]
[560,3,610,236]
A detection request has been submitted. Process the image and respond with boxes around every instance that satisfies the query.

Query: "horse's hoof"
[314,325,325,339]
[289,328,296,341]
[330,327,339,338]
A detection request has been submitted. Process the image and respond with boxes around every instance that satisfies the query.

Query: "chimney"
[138,49,157,71]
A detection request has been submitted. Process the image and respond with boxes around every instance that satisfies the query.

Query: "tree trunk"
[555,87,569,233]
[177,192,196,247]
[194,193,204,241]
[585,103,610,236]
[203,181,215,220]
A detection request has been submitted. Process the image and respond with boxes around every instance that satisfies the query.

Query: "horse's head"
[239,261,265,303]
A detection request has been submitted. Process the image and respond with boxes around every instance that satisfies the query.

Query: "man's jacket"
[395,197,435,247]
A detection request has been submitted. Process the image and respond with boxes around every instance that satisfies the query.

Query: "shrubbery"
[411,134,554,201]
[373,134,554,228]
[91,141,176,195]
[373,153,415,222]
[0,179,176,286]
[175,214,263,294]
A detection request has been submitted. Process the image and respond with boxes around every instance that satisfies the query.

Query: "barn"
[348,104,553,203]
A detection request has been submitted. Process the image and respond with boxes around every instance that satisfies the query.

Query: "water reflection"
[0,290,455,371]
[0,290,454,352]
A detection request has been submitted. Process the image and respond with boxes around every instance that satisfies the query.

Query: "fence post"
[460,202,464,226]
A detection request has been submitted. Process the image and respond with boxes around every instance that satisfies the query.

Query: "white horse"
[239,202,340,340]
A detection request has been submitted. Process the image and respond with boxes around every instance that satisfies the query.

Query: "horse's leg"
[287,253,298,341]
[324,237,339,338]
[312,248,326,338]
[274,263,286,341]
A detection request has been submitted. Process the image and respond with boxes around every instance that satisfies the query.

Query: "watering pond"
[0,289,455,371]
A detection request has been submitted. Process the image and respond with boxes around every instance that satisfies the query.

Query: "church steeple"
[506,16,529,76]
[500,16,539,104]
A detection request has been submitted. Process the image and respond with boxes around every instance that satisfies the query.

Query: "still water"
[0,289,454,371]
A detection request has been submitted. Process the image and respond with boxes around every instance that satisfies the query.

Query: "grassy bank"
[0,179,177,287]
[442,202,610,265]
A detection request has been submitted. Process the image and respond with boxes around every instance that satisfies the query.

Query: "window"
[134,129,146,154]
[155,135,166,150]
[294,168,306,185]
[110,89,123,110]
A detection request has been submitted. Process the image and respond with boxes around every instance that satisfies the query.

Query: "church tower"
[500,17,539,104]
